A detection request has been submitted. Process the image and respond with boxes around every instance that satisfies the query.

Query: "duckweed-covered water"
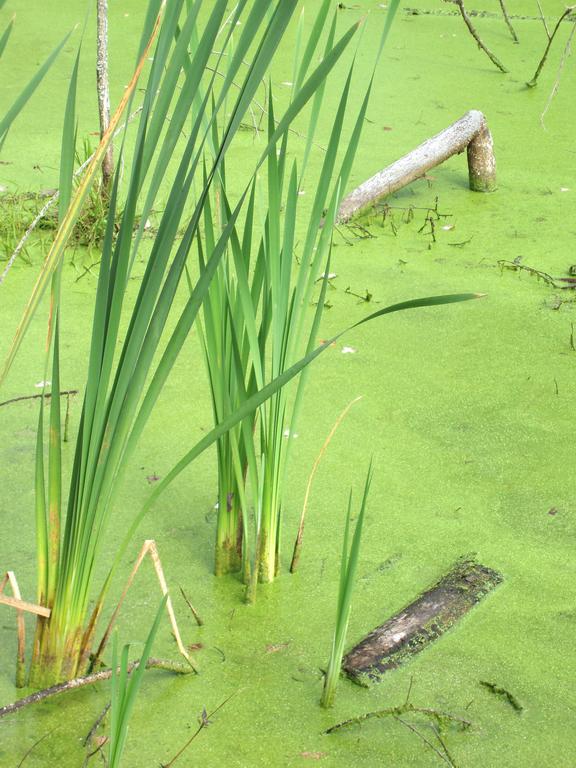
[1,1,575,765]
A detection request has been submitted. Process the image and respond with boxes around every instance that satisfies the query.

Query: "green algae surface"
[1,1,575,766]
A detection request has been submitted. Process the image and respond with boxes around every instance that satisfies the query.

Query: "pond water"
[0,1,574,766]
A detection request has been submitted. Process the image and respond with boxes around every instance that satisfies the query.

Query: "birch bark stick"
[96,0,113,190]
[337,110,496,224]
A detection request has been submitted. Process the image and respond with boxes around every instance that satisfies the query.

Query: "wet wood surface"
[343,559,503,684]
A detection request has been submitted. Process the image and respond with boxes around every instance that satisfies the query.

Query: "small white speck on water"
[319,272,337,280]
[35,380,51,388]
[0,185,6,193]
[342,346,356,354]
[560,187,570,192]
[441,224,454,231]
[283,428,299,439]
[298,190,306,196]
[281,82,293,87]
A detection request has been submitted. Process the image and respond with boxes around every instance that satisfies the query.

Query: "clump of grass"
[2,0,358,688]
[321,464,372,709]
[200,0,398,592]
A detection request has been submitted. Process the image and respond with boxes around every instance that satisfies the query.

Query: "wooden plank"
[343,558,502,684]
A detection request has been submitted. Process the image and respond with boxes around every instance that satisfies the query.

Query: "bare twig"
[0,388,78,408]
[290,397,362,573]
[395,716,455,767]
[16,729,56,768]
[179,586,204,626]
[527,6,576,86]
[83,702,111,747]
[536,0,551,38]
[540,22,575,124]
[0,658,192,718]
[498,0,519,42]
[451,0,508,72]
[161,693,236,768]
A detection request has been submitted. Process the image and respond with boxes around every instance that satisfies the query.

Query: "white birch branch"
[337,109,496,224]
[97,0,113,188]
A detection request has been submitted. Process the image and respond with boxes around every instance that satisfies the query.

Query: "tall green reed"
[195,0,483,601]
[1,0,364,687]
[197,0,395,593]
[321,464,372,708]
[108,597,167,768]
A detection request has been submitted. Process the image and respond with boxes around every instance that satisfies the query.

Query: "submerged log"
[337,110,496,223]
[343,558,502,684]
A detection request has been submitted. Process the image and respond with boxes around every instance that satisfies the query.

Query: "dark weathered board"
[343,558,503,684]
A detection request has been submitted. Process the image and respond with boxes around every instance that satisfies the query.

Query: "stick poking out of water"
[337,110,496,223]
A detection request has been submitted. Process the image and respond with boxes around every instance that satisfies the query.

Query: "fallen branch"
[337,110,496,223]
[527,6,576,87]
[325,702,471,734]
[0,658,192,719]
[451,0,508,72]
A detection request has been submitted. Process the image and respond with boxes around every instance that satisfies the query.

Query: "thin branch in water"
[395,716,455,767]
[161,692,236,768]
[536,0,551,39]
[540,22,576,125]
[0,658,192,719]
[179,586,204,626]
[84,702,111,747]
[0,388,78,408]
[432,723,459,767]
[450,0,508,72]
[498,0,518,42]
[325,702,471,734]
[527,5,575,87]
[16,729,57,768]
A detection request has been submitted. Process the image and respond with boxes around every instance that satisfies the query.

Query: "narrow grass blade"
[0,31,70,141]
[0,5,167,387]
[0,16,13,59]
